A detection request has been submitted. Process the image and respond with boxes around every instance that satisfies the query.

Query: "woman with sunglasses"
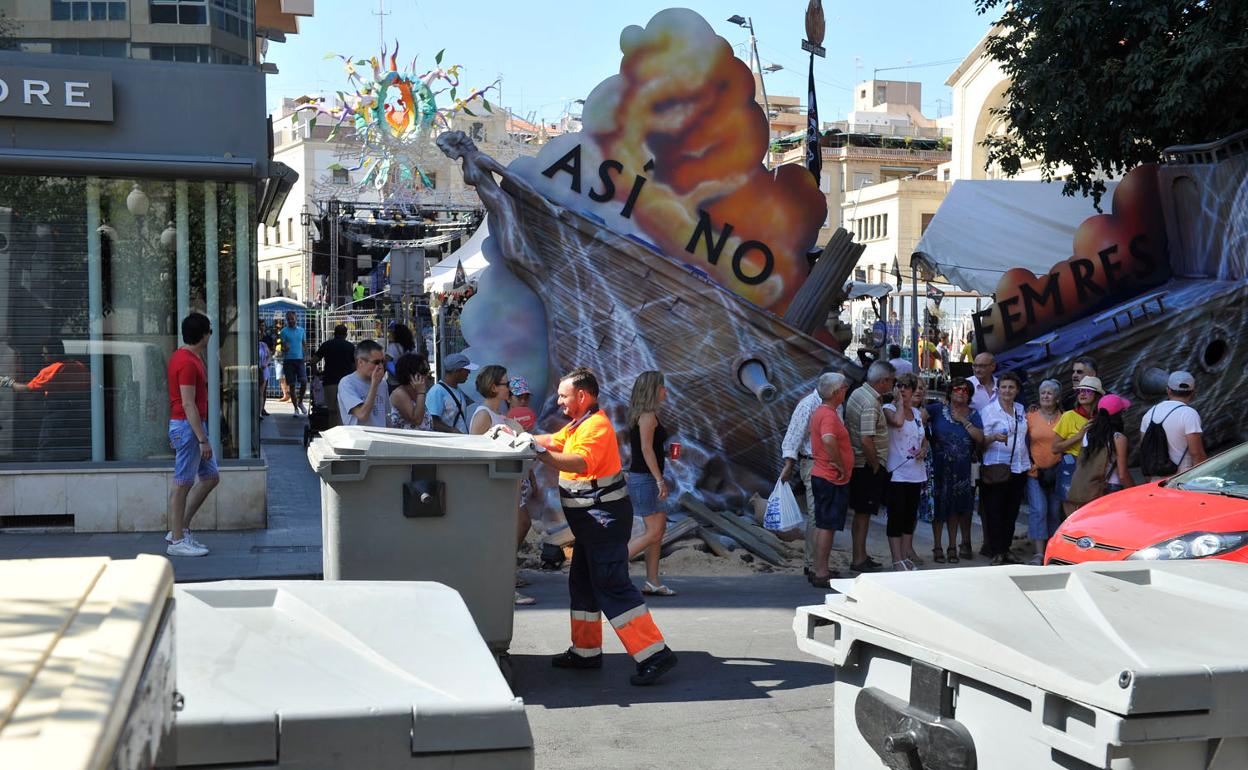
[389,353,432,431]
[979,371,1030,565]
[925,377,985,563]
[469,364,513,435]
[881,373,928,571]
[468,364,535,606]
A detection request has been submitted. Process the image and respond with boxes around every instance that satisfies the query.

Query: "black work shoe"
[850,559,879,574]
[630,647,678,686]
[551,648,603,669]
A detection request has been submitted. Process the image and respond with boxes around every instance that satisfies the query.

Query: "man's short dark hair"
[334,324,348,338]
[354,339,383,360]
[561,366,599,398]
[181,312,212,345]
[1072,355,1098,372]
[888,344,902,359]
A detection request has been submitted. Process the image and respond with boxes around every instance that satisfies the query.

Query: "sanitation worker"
[533,366,678,686]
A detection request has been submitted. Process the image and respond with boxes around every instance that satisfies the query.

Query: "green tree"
[975,0,1248,204]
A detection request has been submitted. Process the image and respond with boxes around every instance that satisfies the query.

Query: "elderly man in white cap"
[1140,370,1207,478]
[426,352,478,433]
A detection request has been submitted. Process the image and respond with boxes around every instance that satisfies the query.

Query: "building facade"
[0,0,313,532]
[259,95,545,307]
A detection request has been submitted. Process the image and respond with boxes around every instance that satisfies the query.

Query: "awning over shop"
[912,179,1118,295]
[424,217,490,292]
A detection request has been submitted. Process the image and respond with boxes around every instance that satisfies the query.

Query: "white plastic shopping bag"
[764,478,803,532]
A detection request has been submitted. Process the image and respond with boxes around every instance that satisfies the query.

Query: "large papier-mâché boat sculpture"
[441,8,861,494]
[972,131,1248,452]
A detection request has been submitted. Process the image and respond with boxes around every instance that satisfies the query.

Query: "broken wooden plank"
[631,516,700,561]
[679,493,785,565]
[695,526,732,558]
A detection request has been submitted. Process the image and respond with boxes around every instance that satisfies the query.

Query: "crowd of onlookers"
[785,352,1207,586]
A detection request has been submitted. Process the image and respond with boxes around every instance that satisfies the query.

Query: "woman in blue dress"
[925,377,985,563]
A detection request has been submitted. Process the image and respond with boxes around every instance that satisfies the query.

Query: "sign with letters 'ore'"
[509,8,828,315]
[973,164,1170,354]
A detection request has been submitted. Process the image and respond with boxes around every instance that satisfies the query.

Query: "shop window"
[0,175,259,464]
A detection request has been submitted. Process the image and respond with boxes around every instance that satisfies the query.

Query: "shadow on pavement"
[509,650,832,708]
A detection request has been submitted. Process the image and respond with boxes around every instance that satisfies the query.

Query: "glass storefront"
[0,174,258,465]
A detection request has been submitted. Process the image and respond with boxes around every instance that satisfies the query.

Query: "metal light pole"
[728,15,771,137]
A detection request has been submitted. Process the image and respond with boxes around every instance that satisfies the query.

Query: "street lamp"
[727,14,773,144]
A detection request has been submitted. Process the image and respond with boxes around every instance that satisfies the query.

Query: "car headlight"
[1126,531,1248,561]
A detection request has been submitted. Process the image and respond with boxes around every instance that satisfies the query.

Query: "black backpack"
[1140,404,1190,478]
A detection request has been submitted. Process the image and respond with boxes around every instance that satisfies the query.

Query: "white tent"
[912,179,1118,295]
[423,217,490,292]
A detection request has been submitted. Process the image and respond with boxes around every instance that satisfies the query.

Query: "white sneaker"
[165,530,200,546]
[167,539,209,557]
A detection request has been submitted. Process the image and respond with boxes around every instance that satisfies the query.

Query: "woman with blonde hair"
[626,370,676,596]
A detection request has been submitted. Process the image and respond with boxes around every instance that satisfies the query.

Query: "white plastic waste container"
[0,556,176,770]
[308,425,535,653]
[794,560,1248,770]
[174,580,534,769]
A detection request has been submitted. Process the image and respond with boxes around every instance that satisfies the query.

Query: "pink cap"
[1098,393,1132,416]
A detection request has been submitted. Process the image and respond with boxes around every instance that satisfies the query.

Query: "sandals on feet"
[642,582,677,596]
[959,543,973,561]
[932,548,946,564]
[946,546,959,564]
[808,573,836,588]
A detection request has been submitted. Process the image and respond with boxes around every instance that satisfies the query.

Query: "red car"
[1046,444,1248,565]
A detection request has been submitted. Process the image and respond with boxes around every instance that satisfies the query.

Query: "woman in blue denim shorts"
[625,371,676,596]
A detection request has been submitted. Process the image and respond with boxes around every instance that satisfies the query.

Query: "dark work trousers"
[561,475,667,663]
[980,472,1027,556]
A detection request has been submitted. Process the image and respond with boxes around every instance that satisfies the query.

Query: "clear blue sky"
[266,1,998,123]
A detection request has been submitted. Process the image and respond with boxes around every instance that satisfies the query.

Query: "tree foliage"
[975,0,1248,204]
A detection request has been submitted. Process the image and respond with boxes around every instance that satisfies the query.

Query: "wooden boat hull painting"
[502,182,861,491]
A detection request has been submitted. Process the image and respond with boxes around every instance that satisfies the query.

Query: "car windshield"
[1166,442,1248,497]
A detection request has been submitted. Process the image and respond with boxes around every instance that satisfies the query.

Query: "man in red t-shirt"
[808,372,853,588]
[165,313,218,558]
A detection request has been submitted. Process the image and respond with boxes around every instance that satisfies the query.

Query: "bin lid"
[308,425,536,469]
[175,580,532,766]
[0,556,173,770]
[805,561,1248,717]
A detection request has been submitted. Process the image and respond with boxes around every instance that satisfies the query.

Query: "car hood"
[1060,483,1248,550]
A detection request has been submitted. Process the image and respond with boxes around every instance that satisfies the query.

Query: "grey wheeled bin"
[174,580,534,769]
[794,560,1248,770]
[308,425,534,653]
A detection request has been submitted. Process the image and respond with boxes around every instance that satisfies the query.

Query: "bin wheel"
[497,652,516,690]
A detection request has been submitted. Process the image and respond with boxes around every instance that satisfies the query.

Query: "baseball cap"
[1167,370,1196,393]
[1098,393,1132,416]
[1075,376,1105,395]
[443,352,478,372]
[508,375,531,396]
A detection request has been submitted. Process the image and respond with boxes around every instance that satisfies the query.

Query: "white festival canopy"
[912,179,1118,296]
[423,216,490,292]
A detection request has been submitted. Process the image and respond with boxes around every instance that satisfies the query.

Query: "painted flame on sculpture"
[514,8,827,313]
